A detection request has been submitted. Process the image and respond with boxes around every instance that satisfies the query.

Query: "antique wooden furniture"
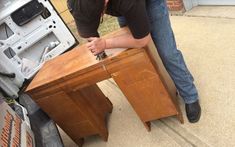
[25,28,183,145]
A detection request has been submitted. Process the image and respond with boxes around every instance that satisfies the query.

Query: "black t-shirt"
[68,0,150,39]
[106,0,150,39]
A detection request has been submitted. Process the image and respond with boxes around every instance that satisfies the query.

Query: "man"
[68,0,201,123]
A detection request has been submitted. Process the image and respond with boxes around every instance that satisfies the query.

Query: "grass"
[98,15,120,36]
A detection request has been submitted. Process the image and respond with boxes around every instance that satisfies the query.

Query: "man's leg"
[145,0,200,122]
[117,1,201,122]
[145,0,197,104]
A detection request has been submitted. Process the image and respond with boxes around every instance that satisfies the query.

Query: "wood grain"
[25,28,183,145]
[109,50,178,129]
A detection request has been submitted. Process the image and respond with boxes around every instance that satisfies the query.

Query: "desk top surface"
[26,29,143,91]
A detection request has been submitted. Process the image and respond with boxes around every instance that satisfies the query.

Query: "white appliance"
[0,0,77,98]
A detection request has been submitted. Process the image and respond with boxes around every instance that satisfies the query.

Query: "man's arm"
[86,30,151,55]
[87,0,150,55]
[106,32,151,49]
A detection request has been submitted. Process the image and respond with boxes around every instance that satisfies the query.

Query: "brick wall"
[167,0,184,11]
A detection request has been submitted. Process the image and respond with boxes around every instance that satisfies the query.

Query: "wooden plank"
[50,0,68,13]
[60,10,74,24]
[50,0,74,24]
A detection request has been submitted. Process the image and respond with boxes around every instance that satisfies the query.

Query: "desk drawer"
[27,82,64,100]
[63,66,110,91]
[105,51,147,74]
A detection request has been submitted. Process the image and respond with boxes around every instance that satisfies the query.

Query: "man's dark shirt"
[68,0,150,39]
[106,0,150,39]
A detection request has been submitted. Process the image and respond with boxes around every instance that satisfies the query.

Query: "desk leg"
[143,121,151,132]
[76,138,84,147]
[171,92,184,124]
[177,113,184,124]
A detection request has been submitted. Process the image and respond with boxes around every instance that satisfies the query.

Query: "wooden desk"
[25,28,183,145]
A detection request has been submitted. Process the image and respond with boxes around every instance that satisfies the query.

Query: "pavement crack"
[160,120,197,147]
[152,119,211,147]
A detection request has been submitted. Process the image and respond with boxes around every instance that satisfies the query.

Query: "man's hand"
[86,37,106,55]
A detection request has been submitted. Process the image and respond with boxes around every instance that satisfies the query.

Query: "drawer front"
[63,67,110,92]
[105,51,147,74]
[27,82,63,100]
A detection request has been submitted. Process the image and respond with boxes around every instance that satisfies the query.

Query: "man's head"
[71,0,106,38]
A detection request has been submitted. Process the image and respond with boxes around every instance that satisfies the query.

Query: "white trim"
[182,0,198,11]
[183,0,235,11]
[197,0,235,5]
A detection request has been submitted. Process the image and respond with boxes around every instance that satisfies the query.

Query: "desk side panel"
[35,91,97,140]
[107,51,178,122]
[145,41,178,103]
[145,41,183,123]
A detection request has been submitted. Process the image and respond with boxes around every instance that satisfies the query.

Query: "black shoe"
[185,100,201,123]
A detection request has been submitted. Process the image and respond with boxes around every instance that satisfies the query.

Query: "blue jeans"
[118,0,198,104]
